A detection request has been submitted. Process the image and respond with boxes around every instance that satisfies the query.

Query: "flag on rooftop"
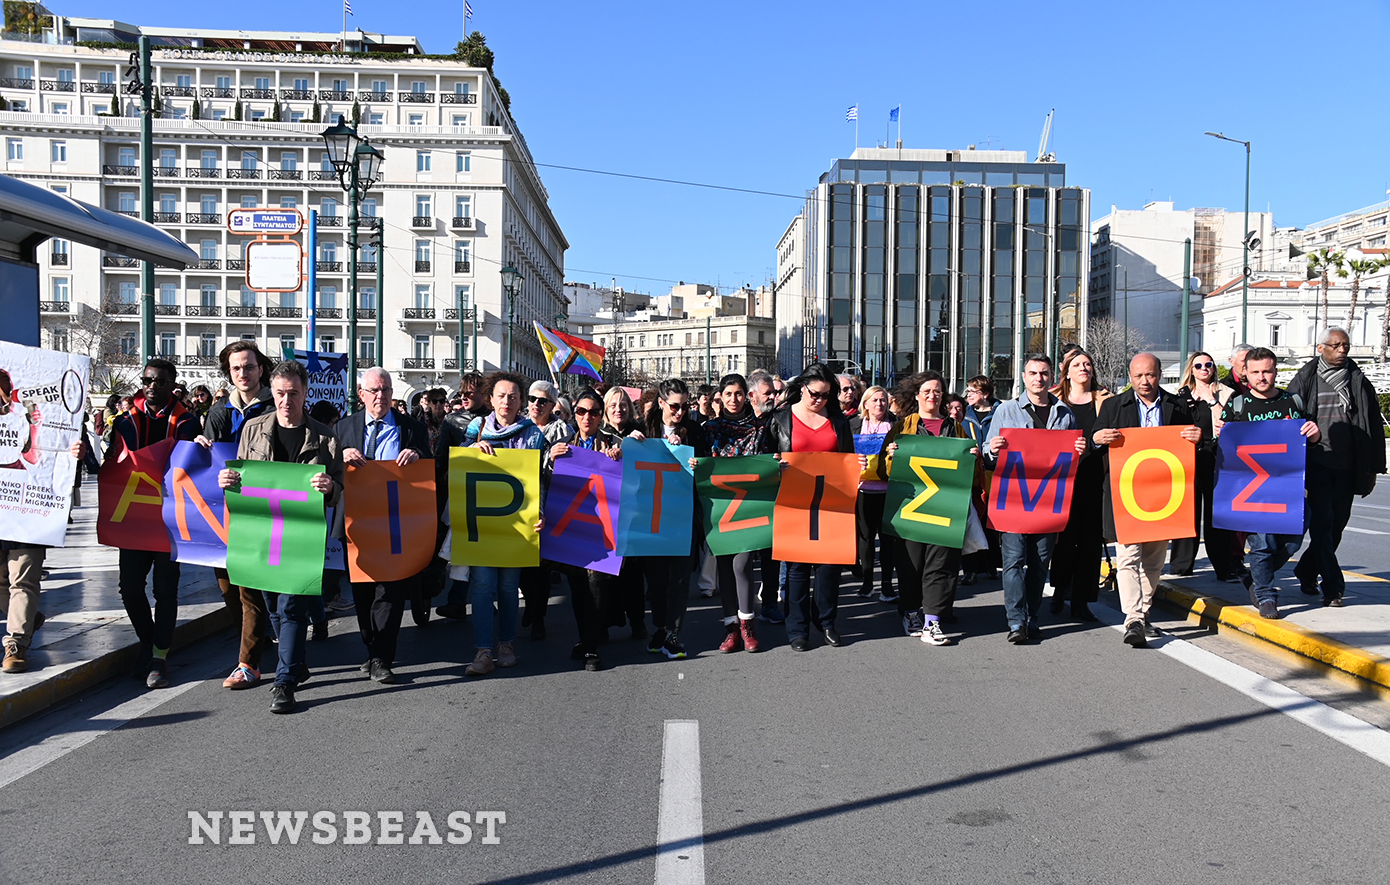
[466,1,474,18]
[344,0,353,14]
[889,106,899,122]
[846,105,858,121]
[534,322,605,381]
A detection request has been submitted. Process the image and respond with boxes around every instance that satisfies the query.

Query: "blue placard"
[1212,420,1306,535]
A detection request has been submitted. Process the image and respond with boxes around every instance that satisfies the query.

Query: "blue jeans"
[785,562,840,641]
[1247,532,1304,604]
[265,591,310,687]
[1000,532,1056,630]
[471,567,519,650]
[445,577,471,608]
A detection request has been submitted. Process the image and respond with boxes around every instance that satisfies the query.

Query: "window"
[416,150,431,172]
[332,78,348,92]
[50,140,66,162]
[254,77,271,91]
[710,331,718,345]
[240,195,257,208]
[321,197,337,217]
[281,290,297,309]
[411,81,427,94]
[455,240,471,264]
[319,335,337,353]
[240,285,256,307]
[414,335,431,359]
[159,332,177,357]
[200,333,217,357]
[216,75,231,90]
[408,114,424,126]
[14,66,32,80]
[362,198,377,217]
[455,82,470,96]
[56,68,73,83]
[119,192,136,212]
[280,334,297,353]
[250,110,265,121]
[119,332,137,355]
[372,80,388,93]
[369,113,383,125]
[360,336,376,361]
[361,243,377,262]
[200,239,217,260]
[51,238,68,257]
[685,333,692,346]
[159,193,177,213]
[415,240,431,262]
[8,100,25,112]
[414,284,430,308]
[281,152,297,171]
[731,329,738,343]
[361,286,377,309]
[1270,323,1283,347]
[159,283,177,306]
[758,331,766,344]
[93,105,108,115]
[241,151,258,170]
[320,241,337,262]
[456,151,471,173]
[160,149,176,169]
[51,103,68,115]
[318,285,337,308]
[280,196,297,209]
[51,277,69,303]
[119,147,136,166]
[454,284,471,306]
[199,285,217,307]
[415,194,432,217]
[211,109,226,121]
[200,194,218,214]
[99,70,115,86]
[201,149,217,169]
[451,114,468,127]
[293,78,309,91]
[119,282,138,303]
[6,138,22,161]
[455,195,471,218]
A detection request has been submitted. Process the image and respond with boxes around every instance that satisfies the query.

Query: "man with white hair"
[1223,343,1252,397]
[747,370,776,417]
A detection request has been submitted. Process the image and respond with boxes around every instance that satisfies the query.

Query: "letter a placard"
[884,434,976,548]
[986,429,1081,534]
[161,440,237,567]
[1212,420,1306,535]
[773,452,859,564]
[225,460,328,595]
[617,438,694,557]
[344,459,438,583]
[1108,426,1196,545]
[448,447,541,567]
[542,446,624,575]
[97,438,176,552]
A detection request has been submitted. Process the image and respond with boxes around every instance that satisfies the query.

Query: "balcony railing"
[317,214,342,226]
[153,166,181,178]
[82,82,116,94]
[39,300,70,313]
[443,358,477,371]
[157,354,180,364]
[414,260,431,273]
[308,170,337,181]
[399,92,435,103]
[280,89,314,100]
[201,87,235,98]
[163,85,196,97]
[227,168,262,179]
[152,212,181,223]
[103,256,139,267]
[315,307,343,319]
[357,357,378,368]
[451,216,474,229]
[50,252,68,266]
[412,216,433,228]
[358,90,390,102]
[183,355,219,367]
[117,210,139,218]
[40,79,75,92]
[402,308,435,320]
[186,167,220,178]
[318,90,353,101]
[269,169,302,180]
[240,88,275,99]
[403,358,435,369]
[109,352,140,364]
[226,259,245,271]
[316,261,342,272]
[102,164,138,176]
[227,305,261,318]
[361,217,381,229]
[108,302,139,315]
[358,308,377,320]
[444,307,477,321]
[187,213,222,224]
[185,305,220,317]
[358,262,378,274]
[191,259,220,270]
[154,304,180,316]
[454,261,471,274]
[0,78,34,89]
[441,93,478,104]
[267,307,303,319]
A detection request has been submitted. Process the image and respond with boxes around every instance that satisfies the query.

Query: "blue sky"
[60,0,1390,295]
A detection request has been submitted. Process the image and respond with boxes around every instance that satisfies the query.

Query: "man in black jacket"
[1092,353,1202,648]
[1284,328,1387,606]
[336,367,431,684]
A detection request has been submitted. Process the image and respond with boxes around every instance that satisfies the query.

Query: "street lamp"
[500,263,523,370]
[1116,263,1128,359]
[1205,131,1252,341]
[362,227,385,371]
[321,114,384,413]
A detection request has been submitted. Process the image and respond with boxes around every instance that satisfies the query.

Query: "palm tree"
[1344,257,1380,340]
[1374,257,1390,361]
[1307,247,1345,334]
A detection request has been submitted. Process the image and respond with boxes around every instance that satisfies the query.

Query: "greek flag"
[889,106,899,122]
[846,104,858,121]
[466,0,474,17]
[344,0,353,14]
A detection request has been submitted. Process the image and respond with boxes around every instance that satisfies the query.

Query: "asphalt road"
[1324,473,1390,580]
[2,569,1389,884]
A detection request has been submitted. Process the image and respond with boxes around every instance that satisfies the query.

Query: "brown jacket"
[236,411,345,536]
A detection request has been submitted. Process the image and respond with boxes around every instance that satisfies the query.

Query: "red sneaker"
[740,618,761,653]
[718,623,743,653]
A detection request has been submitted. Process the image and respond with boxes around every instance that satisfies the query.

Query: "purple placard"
[542,445,623,575]
[162,440,238,568]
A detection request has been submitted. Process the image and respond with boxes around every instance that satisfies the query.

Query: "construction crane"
[1036,109,1056,163]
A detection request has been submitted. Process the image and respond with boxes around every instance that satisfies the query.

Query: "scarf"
[1317,357,1352,411]
[707,407,766,457]
[466,412,540,448]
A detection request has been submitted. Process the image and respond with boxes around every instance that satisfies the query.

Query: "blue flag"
[889,106,899,122]
[1212,420,1306,535]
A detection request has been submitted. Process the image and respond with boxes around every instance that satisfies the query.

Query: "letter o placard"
[1118,449,1185,522]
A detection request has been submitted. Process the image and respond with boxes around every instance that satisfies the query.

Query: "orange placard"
[1108,426,1197,545]
[344,459,439,583]
[772,452,860,564]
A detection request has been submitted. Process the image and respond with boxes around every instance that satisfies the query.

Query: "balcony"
[402,308,435,320]
[317,214,342,226]
[103,256,139,268]
[108,302,139,315]
[152,212,181,223]
[318,90,353,101]
[109,352,140,364]
[154,304,180,316]
[186,167,220,178]
[50,252,68,266]
[280,89,314,101]
[117,210,139,218]
[441,93,478,105]
[0,78,34,89]
[183,355,219,367]
[40,80,75,92]
[187,213,222,224]
[444,308,476,321]
[240,88,275,99]
[191,259,220,270]
[269,169,302,180]
[411,216,433,228]
[444,358,477,371]
[226,259,245,271]
[308,170,337,181]
[398,92,435,103]
[227,168,261,179]
[227,305,261,318]
[316,261,342,272]
[454,261,471,274]
[361,217,381,229]
[102,164,138,176]
[357,90,390,102]
[39,300,70,313]
[315,307,343,319]
[358,308,377,320]
[403,358,435,369]
[153,167,181,179]
[185,305,220,317]
[451,216,474,229]
[82,82,116,94]
[201,87,235,98]
[414,260,431,273]
[267,307,303,319]
[163,85,196,97]
[157,354,180,364]
[358,262,378,274]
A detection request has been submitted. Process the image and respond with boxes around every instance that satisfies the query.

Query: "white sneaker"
[921,619,952,646]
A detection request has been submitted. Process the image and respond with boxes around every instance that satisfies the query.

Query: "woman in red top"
[765,363,859,651]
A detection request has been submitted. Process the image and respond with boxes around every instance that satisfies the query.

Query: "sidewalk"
[0,497,233,728]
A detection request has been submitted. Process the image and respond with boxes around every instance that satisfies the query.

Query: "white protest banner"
[285,349,350,415]
[0,342,90,546]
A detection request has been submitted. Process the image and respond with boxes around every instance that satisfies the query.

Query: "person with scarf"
[460,372,548,676]
[599,386,649,639]
[1285,328,1387,606]
[520,379,572,640]
[849,385,895,600]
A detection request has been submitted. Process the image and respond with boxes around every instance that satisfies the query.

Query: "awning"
[0,173,196,268]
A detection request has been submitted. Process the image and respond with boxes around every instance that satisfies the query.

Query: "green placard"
[883,434,976,548]
[225,459,328,595]
[695,455,780,556]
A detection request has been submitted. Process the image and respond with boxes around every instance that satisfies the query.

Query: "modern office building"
[776,147,1088,396]
[0,15,567,395]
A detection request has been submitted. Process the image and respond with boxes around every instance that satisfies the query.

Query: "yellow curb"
[1157,580,1390,691]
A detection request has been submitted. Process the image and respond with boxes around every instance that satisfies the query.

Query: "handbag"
[961,503,988,555]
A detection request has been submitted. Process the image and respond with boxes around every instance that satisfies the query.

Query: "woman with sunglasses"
[765,363,859,651]
[850,385,896,600]
[519,380,573,641]
[1169,351,1239,580]
[1047,348,1111,621]
[599,386,649,639]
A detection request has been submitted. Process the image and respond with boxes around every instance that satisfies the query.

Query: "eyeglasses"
[140,375,171,388]
[362,387,390,396]
[574,406,599,417]
[528,395,553,406]
[840,387,855,393]
[428,399,446,405]
[1324,341,1351,351]
[805,388,831,401]
[664,400,689,411]
[1193,362,1215,370]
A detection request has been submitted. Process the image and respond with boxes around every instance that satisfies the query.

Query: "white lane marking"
[656,720,704,885]
[1343,526,1387,535]
[0,676,207,791]
[1095,605,1390,768]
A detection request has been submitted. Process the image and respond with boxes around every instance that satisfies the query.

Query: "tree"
[191,99,200,120]
[1344,257,1380,339]
[232,99,243,121]
[453,30,511,114]
[69,292,139,397]
[351,99,361,125]
[269,100,281,122]
[3,1,43,36]
[310,99,321,123]
[1084,314,1152,391]
[1307,247,1345,335]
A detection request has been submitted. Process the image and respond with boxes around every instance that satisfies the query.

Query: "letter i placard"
[224,460,329,595]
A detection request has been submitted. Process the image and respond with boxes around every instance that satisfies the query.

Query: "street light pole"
[500,263,522,371]
[1205,131,1252,341]
[346,158,359,412]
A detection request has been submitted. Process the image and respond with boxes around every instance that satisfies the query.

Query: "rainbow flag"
[534,322,605,381]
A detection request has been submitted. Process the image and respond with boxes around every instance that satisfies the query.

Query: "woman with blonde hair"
[1170,351,1239,580]
[850,385,895,600]
[1048,348,1110,620]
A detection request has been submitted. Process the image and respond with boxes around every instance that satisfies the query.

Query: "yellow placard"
[448,447,541,568]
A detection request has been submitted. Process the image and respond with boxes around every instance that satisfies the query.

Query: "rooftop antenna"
[1036,108,1056,163]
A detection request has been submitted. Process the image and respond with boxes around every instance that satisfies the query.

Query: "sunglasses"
[573,406,599,417]
[140,376,171,388]
[528,395,553,406]
[428,399,446,405]
[840,387,855,393]
[664,400,689,410]
[805,389,831,401]
[1193,362,1215,370]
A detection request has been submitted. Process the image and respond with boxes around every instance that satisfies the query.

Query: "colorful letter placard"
[344,460,438,583]
[1108,426,1197,544]
[97,438,176,553]
[162,440,237,567]
[695,454,780,556]
[543,446,624,575]
[986,429,1082,534]
[883,434,977,548]
[1212,420,1307,535]
[772,452,859,564]
[448,447,541,567]
[617,438,695,557]
[225,460,327,595]
[854,433,887,483]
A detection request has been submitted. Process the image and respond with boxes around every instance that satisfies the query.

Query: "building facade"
[594,313,776,387]
[1,18,566,396]
[777,148,1088,397]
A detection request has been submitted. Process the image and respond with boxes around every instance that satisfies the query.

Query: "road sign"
[246,241,303,292]
[228,208,304,236]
